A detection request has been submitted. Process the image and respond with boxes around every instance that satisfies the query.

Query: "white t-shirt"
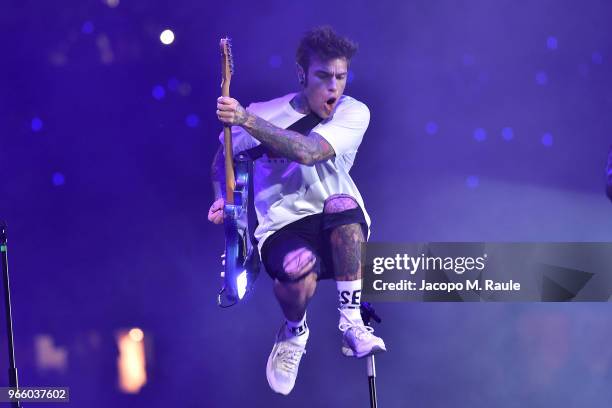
[218,92,371,253]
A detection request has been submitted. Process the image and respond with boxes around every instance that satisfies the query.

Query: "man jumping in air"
[208,26,386,395]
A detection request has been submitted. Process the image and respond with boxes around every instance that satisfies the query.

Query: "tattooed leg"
[324,195,364,281]
[329,224,364,281]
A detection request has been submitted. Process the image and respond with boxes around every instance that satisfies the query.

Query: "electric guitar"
[217,38,260,307]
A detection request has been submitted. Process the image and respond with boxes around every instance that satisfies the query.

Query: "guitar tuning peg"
[220,271,225,278]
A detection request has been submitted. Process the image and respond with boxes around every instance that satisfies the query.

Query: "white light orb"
[160,29,175,45]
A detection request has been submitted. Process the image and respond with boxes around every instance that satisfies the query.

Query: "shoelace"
[276,344,306,373]
[337,308,375,340]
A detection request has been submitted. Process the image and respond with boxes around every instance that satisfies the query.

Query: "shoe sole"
[342,344,387,358]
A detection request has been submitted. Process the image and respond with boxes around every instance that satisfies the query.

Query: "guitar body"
[217,38,260,307]
[219,154,260,307]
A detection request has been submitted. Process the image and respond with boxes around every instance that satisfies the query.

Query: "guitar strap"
[238,113,323,246]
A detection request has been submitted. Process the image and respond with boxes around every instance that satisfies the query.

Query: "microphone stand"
[1,221,22,408]
[360,302,381,408]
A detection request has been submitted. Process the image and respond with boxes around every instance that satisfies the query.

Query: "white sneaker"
[266,323,308,395]
[338,308,387,358]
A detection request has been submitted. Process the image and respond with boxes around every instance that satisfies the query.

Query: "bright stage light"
[129,328,144,342]
[117,329,147,393]
[160,29,175,45]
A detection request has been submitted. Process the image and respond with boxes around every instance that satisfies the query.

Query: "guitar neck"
[221,82,235,204]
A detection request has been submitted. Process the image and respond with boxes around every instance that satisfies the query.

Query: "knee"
[277,247,319,282]
[323,194,358,214]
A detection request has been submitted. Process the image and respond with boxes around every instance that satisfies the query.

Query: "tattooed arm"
[216,96,335,165]
[241,114,334,165]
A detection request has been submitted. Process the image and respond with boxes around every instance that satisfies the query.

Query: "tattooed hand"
[217,96,249,126]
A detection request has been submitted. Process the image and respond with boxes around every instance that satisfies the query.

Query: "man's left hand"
[217,96,248,126]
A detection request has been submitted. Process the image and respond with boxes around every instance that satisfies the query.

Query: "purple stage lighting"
[152,85,165,100]
[478,71,489,84]
[425,121,438,135]
[185,114,200,128]
[473,128,487,142]
[502,127,514,141]
[52,172,65,186]
[31,117,43,132]
[82,21,94,35]
[167,77,179,91]
[535,71,548,85]
[466,176,480,189]
[541,133,553,147]
[347,70,355,83]
[462,54,475,66]
[546,36,558,50]
[591,52,603,64]
[268,55,282,69]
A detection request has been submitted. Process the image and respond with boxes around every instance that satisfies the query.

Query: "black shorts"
[260,207,368,281]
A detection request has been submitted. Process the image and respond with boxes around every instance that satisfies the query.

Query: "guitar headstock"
[220,37,234,87]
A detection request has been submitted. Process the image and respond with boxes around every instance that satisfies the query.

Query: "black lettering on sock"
[351,289,362,306]
[339,290,351,305]
[289,321,308,336]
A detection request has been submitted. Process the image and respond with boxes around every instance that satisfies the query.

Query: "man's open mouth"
[326,97,337,106]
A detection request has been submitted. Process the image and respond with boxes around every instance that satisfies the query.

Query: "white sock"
[285,312,308,341]
[337,280,364,325]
